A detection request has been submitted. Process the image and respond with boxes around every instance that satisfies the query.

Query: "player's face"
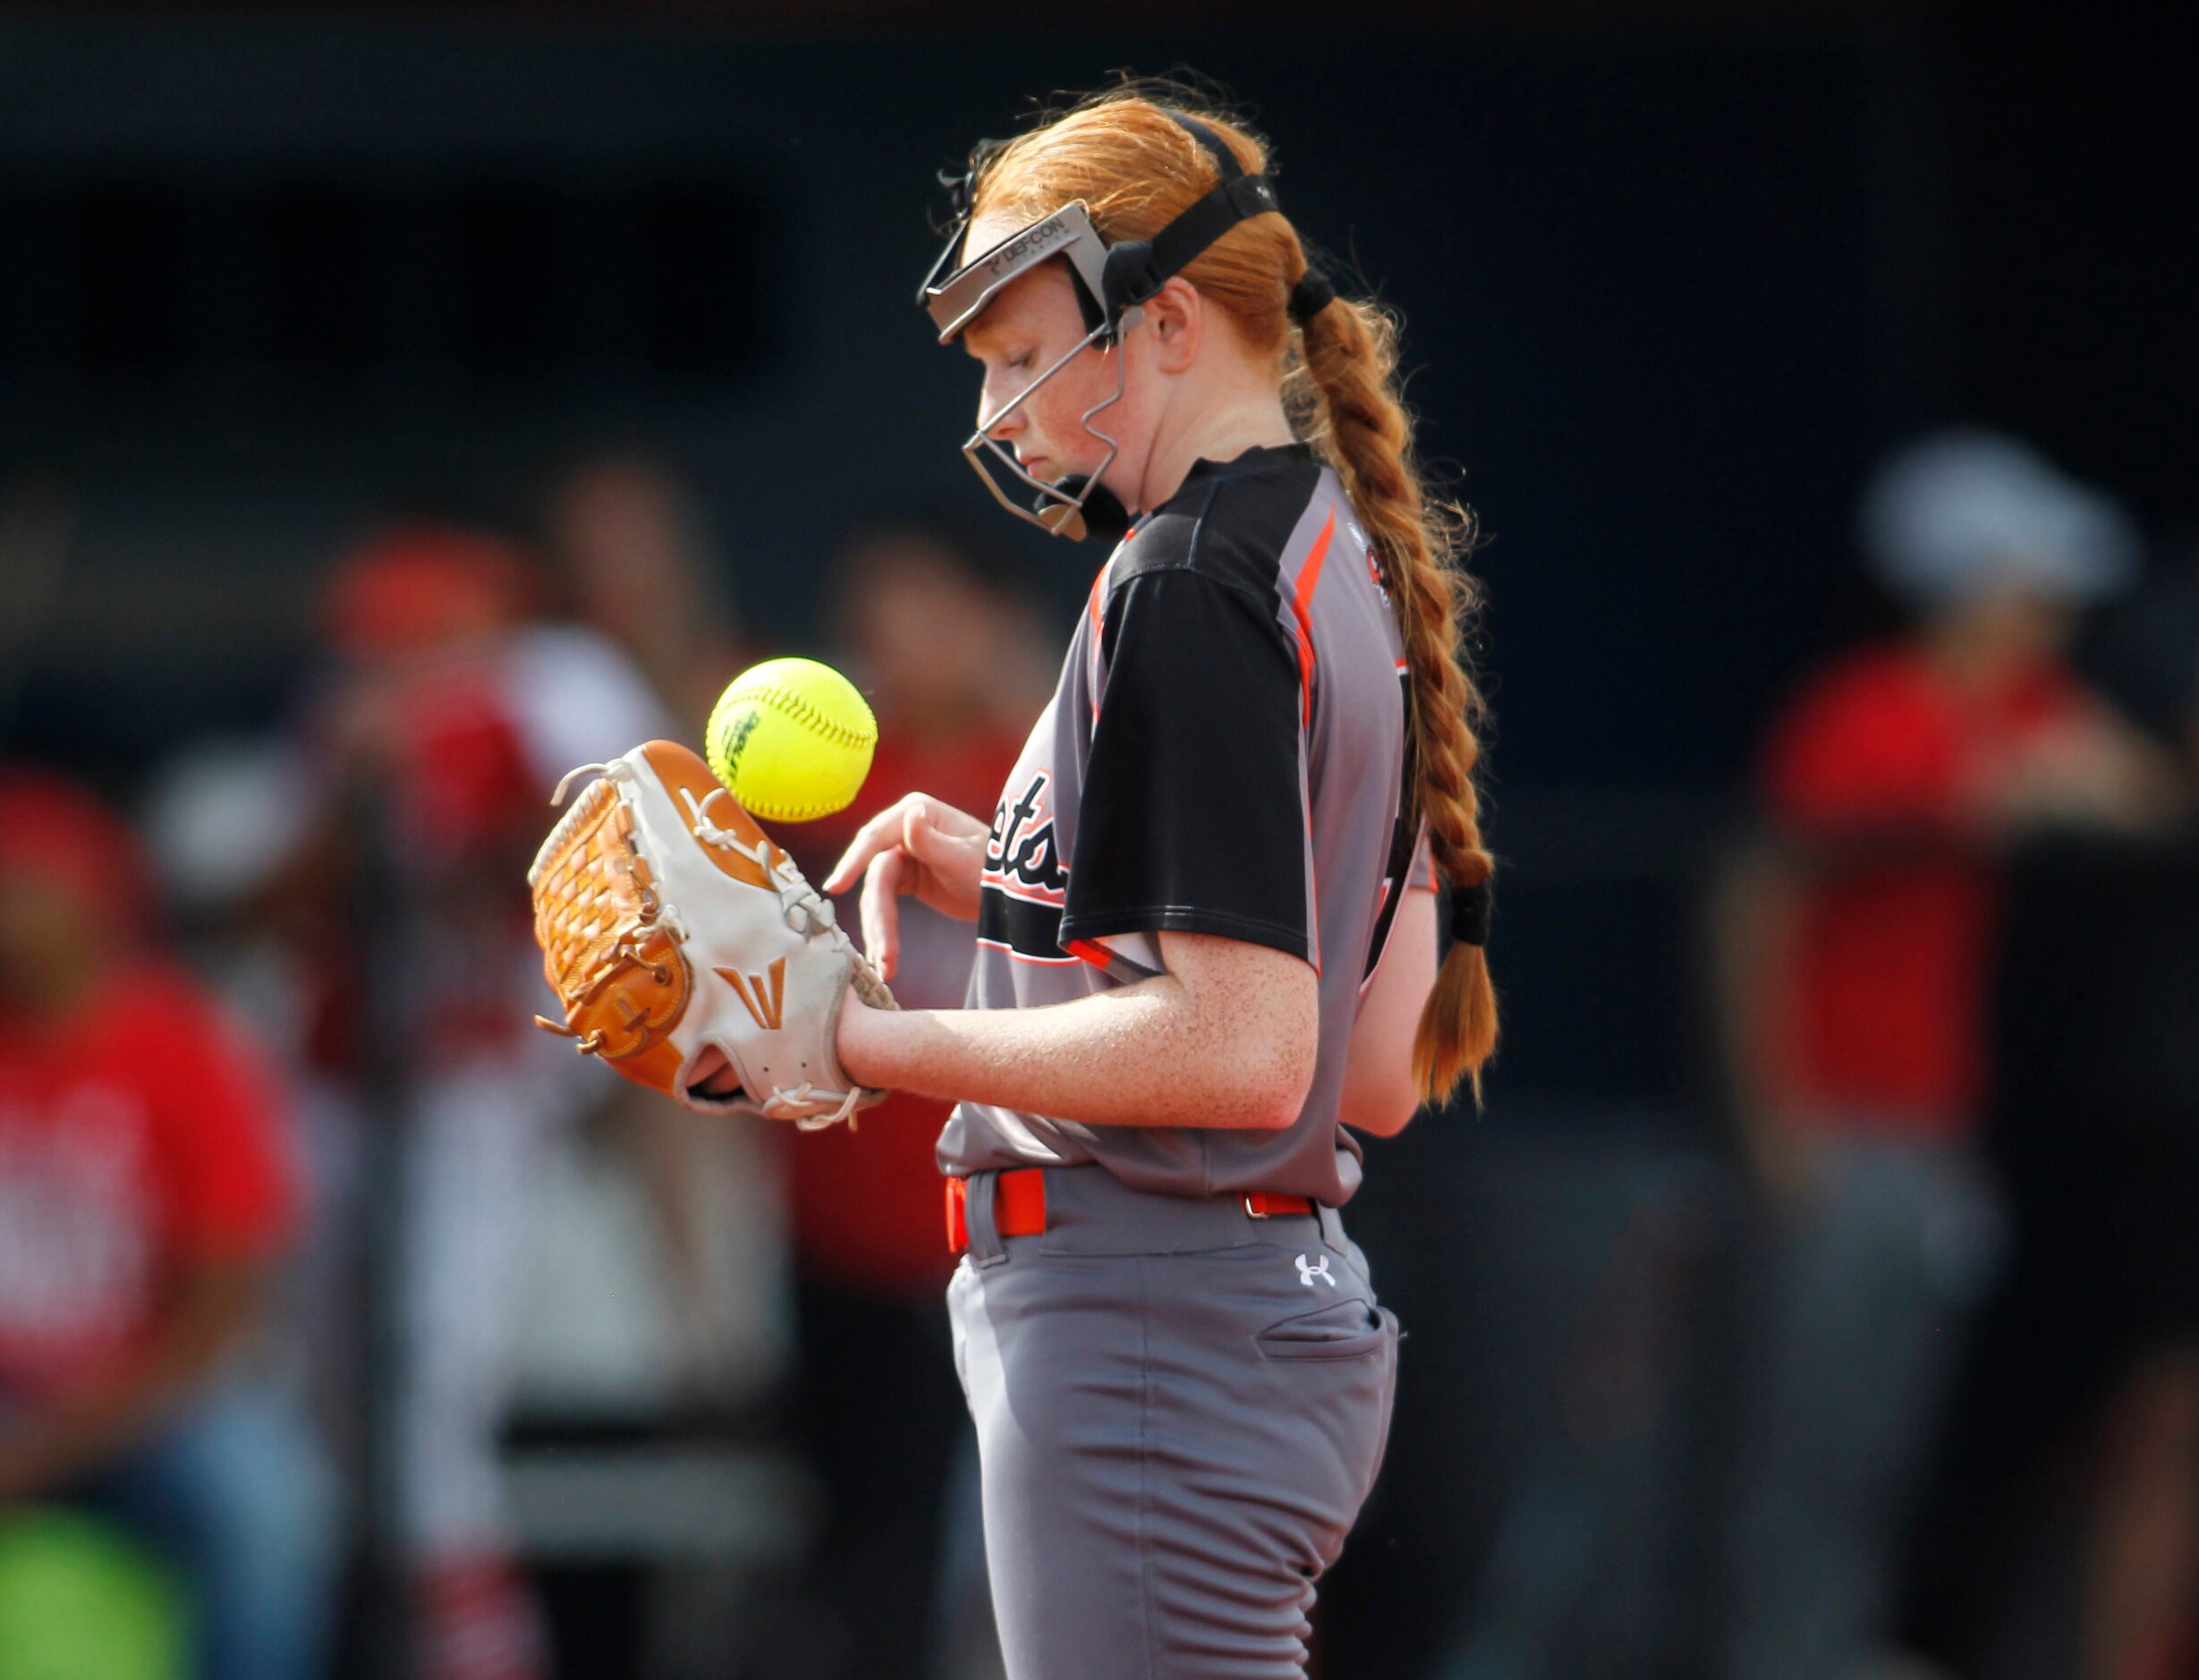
[0,866,108,1014]
[958,218,1151,498]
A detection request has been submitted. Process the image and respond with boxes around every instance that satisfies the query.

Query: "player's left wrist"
[836,987,896,1091]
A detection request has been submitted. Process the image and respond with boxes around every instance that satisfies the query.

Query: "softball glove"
[528,739,896,1128]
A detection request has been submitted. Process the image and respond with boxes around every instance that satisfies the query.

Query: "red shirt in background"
[1757,641,2088,1135]
[0,962,300,1400]
[780,726,1026,1298]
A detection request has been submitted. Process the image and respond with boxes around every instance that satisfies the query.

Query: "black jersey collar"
[1177,441,1318,490]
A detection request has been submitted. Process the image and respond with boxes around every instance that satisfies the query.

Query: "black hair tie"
[1288,265,1335,325]
[1448,877,1492,948]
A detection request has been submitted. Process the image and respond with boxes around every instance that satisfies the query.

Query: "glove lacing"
[550,760,617,806]
[767,1082,869,1132]
[678,785,838,936]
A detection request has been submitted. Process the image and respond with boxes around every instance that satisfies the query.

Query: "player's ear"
[1145,276,1203,375]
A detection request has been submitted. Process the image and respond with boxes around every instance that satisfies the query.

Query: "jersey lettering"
[978,770,1079,963]
[985,772,1066,902]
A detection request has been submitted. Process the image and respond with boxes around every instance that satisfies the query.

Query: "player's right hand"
[821,793,989,981]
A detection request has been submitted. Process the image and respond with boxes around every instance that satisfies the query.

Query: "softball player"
[818,89,1499,1678]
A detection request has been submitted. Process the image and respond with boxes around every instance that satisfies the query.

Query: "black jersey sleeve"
[1058,566,1313,963]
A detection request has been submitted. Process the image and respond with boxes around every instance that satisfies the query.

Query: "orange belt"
[946,1167,1316,1255]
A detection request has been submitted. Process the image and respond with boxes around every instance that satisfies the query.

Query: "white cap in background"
[1859,428,2140,607]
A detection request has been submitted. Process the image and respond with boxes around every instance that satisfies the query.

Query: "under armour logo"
[717,956,786,1031]
[1295,1254,1336,1288]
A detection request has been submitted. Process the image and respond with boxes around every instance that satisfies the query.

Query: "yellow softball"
[704,657,878,822]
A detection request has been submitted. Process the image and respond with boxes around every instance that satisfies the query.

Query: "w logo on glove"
[717,958,787,1031]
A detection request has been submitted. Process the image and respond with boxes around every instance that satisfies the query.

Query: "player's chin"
[1050,454,1110,487]
[1025,445,1089,484]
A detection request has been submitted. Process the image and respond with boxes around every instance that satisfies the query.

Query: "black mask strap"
[1099,112,1283,329]
[1041,477,1134,544]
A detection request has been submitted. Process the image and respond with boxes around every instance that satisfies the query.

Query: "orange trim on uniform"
[1087,559,1113,723]
[1287,511,1337,726]
[1061,937,1112,968]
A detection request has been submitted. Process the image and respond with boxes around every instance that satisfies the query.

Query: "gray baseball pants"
[947,1166,1401,1679]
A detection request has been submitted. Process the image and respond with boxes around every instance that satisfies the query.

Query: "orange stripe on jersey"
[1086,555,1114,722]
[1287,510,1337,726]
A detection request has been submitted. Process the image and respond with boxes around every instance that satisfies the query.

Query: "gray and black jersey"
[938,443,1432,1208]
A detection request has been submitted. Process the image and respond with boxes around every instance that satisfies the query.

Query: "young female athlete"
[813,87,1498,1677]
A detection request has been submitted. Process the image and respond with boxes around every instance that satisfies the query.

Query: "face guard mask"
[918,113,1285,542]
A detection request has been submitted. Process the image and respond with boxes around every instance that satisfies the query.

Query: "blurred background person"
[1906,530,2199,1680]
[137,733,362,1499]
[540,451,794,1429]
[763,516,1050,1680]
[300,522,670,1680]
[544,450,756,737]
[0,768,338,1680]
[1710,430,2183,1680]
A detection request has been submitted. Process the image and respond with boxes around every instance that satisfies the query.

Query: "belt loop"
[964,1171,1008,1268]
[1316,1202,1346,1250]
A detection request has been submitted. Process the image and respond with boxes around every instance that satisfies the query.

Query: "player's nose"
[978,378,1025,441]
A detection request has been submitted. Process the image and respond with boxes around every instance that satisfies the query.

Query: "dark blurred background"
[1,5,2194,1679]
